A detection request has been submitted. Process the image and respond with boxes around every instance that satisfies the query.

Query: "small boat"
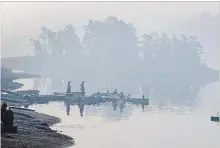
[90,93,118,102]
[126,98,149,105]
[65,95,82,101]
[54,92,82,96]
[16,90,40,96]
[211,116,219,122]
[53,91,83,101]
[1,91,38,102]
[211,112,220,122]
[80,97,102,104]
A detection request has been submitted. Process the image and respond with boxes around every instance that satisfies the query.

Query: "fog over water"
[2,1,220,148]
[18,78,220,148]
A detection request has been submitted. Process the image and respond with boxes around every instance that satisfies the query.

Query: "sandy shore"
[1,107,74,148]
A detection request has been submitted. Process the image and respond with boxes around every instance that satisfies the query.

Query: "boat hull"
[127,98,149,105]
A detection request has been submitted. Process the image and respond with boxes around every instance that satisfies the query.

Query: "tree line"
[30,16,205,72]
[29,16,219,104]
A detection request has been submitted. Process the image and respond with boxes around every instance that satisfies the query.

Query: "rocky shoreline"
[1,105,75,148]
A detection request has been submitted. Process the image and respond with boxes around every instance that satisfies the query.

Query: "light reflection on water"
[17,78,220,148]
[28,100,219,148]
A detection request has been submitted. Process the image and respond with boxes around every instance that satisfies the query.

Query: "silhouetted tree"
[58,24,82,56]
[81,17,141,91]
[30,39,44,56]
[83,17,138,60]
[39,26,50,55]
[139,32,208,105]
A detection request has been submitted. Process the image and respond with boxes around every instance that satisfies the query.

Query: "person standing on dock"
[80,81,85,97]
[66,81,71,95]
[142,94,145,99]
[113,89,118,95]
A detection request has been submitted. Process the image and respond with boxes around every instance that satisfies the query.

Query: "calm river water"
[15,78,220,148]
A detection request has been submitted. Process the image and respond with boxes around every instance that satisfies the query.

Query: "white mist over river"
[15,78,220,148]
[4,2,220,148]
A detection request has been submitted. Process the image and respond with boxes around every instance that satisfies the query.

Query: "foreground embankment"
[1,104,75,148]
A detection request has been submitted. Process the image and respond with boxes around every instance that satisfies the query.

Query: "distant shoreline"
[1,68,41,90]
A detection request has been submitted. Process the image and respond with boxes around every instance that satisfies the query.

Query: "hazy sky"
[1,2,219,57]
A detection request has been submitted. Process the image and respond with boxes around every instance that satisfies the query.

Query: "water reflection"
[18,74,219,122]
[64,100,86,117]
[112,101,117,111]
[26,80,219,148]
[28,100,198,128]
[142,105,145,112]
[64,100,70,115]
[32,74,218,109]
[78,102,84,117]
[62,100,138,120]
[31,101,147,122]
[119,103,125,113]
[29,99,198,123]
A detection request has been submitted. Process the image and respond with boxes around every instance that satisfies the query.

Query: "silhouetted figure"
[1,102,7,122]
[142,94,145,99]
[66,81,71,95]
[107,90,109,93]
[113,89,118,95]
[80,81,85,97]
[1,102,15,133]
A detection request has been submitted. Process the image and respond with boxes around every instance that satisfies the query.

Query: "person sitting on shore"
[1,102,8,122]
[1,102,15,133]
